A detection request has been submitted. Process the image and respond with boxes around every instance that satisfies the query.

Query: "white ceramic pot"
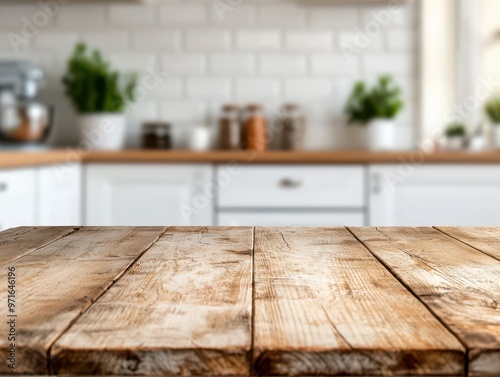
[492,125,500,149]
[445,136,465,151]
[187,126,211,151]
[367,119,397,151]
[78,113,126,150]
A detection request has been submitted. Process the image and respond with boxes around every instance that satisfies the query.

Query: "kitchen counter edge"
[3,150,500,169]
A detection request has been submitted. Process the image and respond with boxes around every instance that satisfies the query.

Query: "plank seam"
[433,226,500,263]
[250,226,256,377]
[46,226,169,375]
[345,226,470,377]
[8,227,81,264]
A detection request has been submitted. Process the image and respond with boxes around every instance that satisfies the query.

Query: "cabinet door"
[0,169,36,231]
[218,211,365,226]
[369,165,500,226]
[85,164,213,226]
[37,164,82,226]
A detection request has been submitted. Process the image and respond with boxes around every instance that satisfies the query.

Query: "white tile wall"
[236,30,281,50]
[0,0,419,149]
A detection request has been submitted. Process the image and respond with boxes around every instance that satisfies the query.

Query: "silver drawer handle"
[0,182,7,193]
[279,178,302,189]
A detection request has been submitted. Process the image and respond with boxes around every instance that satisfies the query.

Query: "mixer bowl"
[0,102,53,143]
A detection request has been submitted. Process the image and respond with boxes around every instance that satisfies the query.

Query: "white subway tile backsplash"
[138,77,182,99]
[161,5,207,24]
[258,6,305,28]
[161,53,206,75]
[286,31,333,51]
[311,54,359,76]
[309,8,359,28]
[35,32,78,51]
[236,78,280,99]
[160,101,207,123]
[187,78,231,98]
[109,5,155,25]
[338,31,384,54]
[131,31,180,51]
[80,31,128,50]
[362,53,414,76]
[0,5,55,28]
[236,30,281,50]
[211,5,256,26]
[57,5,105,29]
[107,53,156,72]
[260,54,307,75]
[285,78,333,98]
[210,53,255,75]
[186,30,231,51]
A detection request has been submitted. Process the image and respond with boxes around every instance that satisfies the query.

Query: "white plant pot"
[78,113,126,150]
[445,136,465,151]
[367,119,397,151]
[492,126,500,150]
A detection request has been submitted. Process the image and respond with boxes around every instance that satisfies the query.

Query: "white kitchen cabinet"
[0,168,36,231]
[218,165,365,209]
[85,164,213,226]
[218,211,365,226]
[369,165,500,226]
[37,164,82,226]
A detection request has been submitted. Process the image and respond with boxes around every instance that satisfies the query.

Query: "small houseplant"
[345,75,403,150]
[485,96,500,149]
[444,122,466,150]
[62,43,137,150]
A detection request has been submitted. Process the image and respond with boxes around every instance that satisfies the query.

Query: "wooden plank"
[435,227,500,261]
[5,150,500,170]
[51,227,253,376]
[0,151,76,170]
[82,150,500,165]
[0,226,78,265]
[349,227,500,377]
[0,226,165,375]
[253,227,465,376]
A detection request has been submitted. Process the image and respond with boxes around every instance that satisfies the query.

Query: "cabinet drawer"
[218,165,365,209]
[218,211,365,226]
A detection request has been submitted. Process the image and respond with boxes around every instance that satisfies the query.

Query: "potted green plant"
[444,122,466,150]
[62,43,137,150]
[345,75,404,150]
[485,96,500,149]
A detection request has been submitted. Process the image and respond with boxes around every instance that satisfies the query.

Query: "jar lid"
[246,103,262,112]
[283,103,300,111]
[142,122,171,131]
[222,104,240,112]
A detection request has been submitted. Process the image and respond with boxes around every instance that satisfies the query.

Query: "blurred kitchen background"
[1,0,500,229]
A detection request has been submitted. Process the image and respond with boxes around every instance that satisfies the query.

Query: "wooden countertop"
[1,226,498,376]
[4,149,500,169]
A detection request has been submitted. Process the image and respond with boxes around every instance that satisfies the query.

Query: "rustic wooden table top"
[0,226,499,377]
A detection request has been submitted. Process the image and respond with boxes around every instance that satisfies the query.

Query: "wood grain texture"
[5,150,500,170]
[435,226,500,261]
[0,150,77,169]
[0,227,165,375]
[83,150,500,165]
[0,226,78,265]
[51,227,253,376]
[253,227,464,376]
[349,227,500,377]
